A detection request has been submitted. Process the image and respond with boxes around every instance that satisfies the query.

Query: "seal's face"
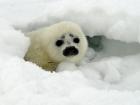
[46,22,88,63]
[47,32,87,63]
[55,33,80,57]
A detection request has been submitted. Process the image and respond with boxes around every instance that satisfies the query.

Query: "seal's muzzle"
[63,46,79,57]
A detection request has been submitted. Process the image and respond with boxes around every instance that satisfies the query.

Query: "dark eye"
[73,38,80,43]
[56,40,64,47]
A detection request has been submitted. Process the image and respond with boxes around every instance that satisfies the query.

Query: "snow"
[0,0,140,105]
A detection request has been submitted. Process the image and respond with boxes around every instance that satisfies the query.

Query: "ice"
[0,0,140,105]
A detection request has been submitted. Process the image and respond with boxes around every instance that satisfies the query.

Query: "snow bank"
[0,18,29,57]
[1,0,140,43]
[11,0,140,43]
[0,0,140,105]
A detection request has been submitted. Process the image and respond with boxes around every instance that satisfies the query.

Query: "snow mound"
[0,18,29,57]
[0,0,140,105]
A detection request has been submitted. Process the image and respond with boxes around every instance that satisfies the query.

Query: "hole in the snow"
[14,24,140,90]
[87,35,140,59]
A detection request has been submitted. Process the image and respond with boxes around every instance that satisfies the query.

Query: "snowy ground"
[0,0,140,105]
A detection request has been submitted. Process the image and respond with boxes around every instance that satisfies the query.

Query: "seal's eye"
[73,38,80,43]
[56,40,64,47]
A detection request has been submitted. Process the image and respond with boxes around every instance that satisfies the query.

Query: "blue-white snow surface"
[0,0,140,105]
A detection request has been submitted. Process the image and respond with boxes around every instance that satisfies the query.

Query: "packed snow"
[0,0,140,105]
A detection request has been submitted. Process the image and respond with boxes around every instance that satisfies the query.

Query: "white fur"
[24,21,88,71]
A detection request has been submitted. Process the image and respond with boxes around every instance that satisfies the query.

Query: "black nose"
[63,46,79,57]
